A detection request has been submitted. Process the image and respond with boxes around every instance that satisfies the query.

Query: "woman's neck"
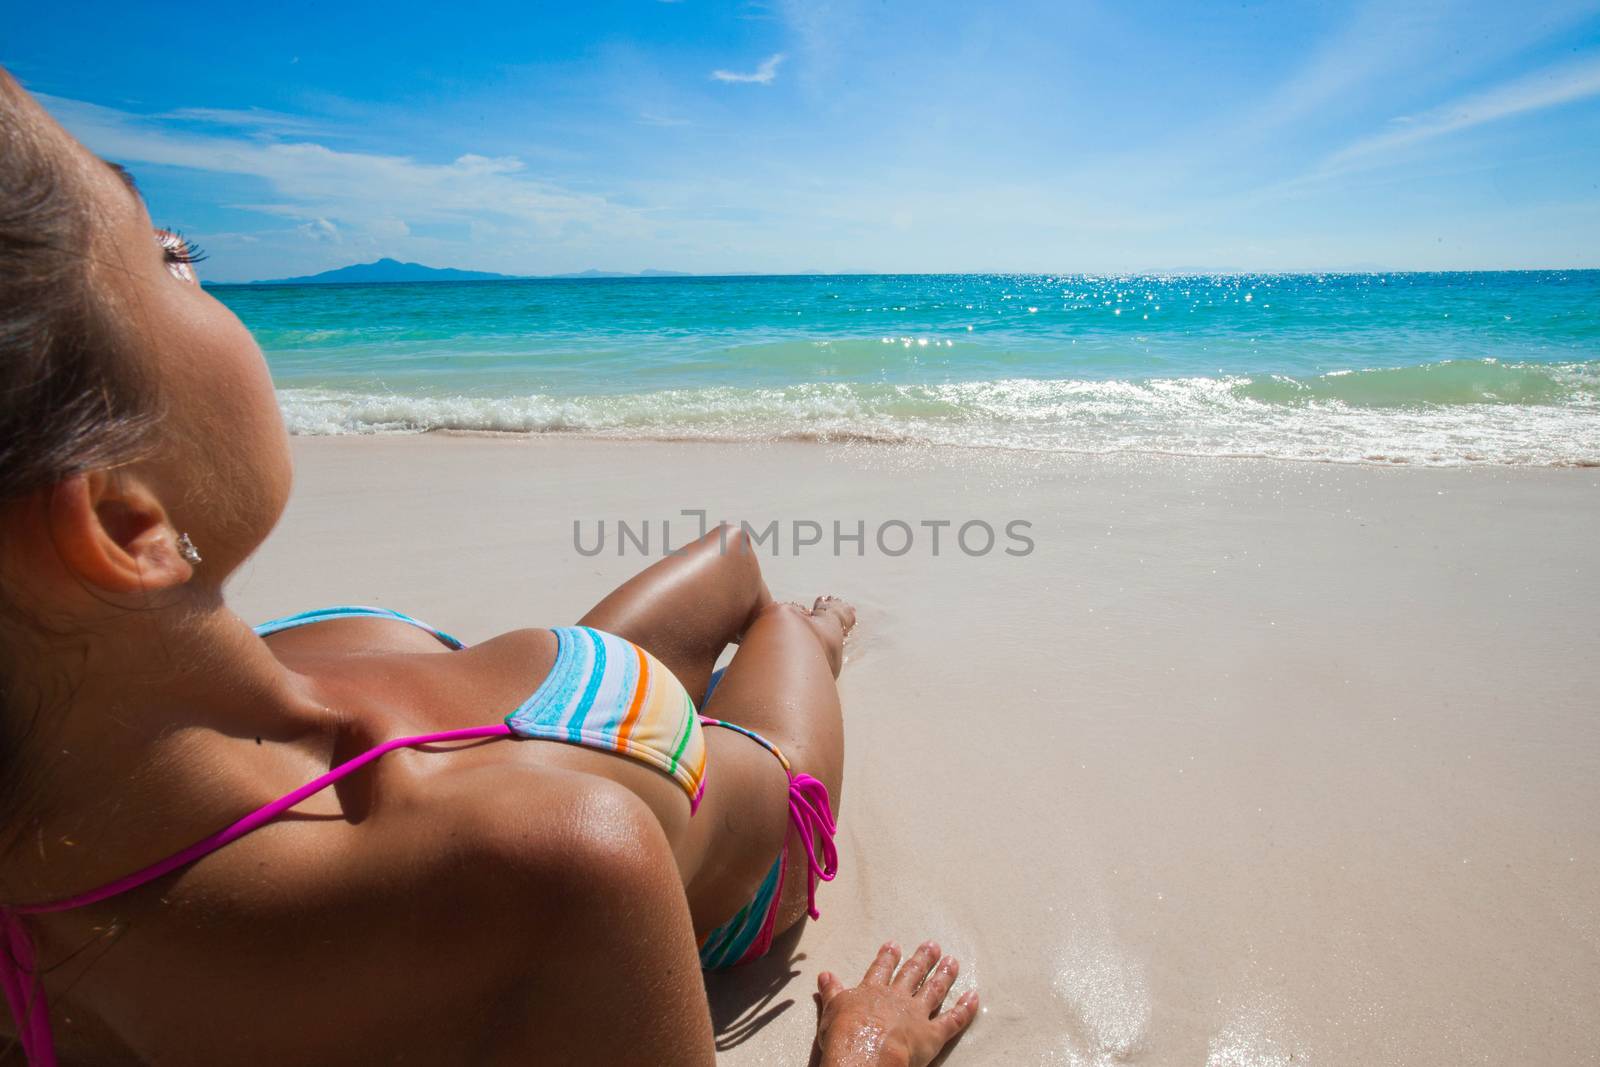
[0,596,335,906]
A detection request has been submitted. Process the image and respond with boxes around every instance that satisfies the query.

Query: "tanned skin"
[0,70,977,1066]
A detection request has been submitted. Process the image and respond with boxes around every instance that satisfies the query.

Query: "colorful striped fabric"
[505,626,708,809]
[250,610,824,970]
[698,854,785,969]
[695,718,840,970]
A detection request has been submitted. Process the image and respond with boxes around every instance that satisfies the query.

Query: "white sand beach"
[229,436,1600,1065]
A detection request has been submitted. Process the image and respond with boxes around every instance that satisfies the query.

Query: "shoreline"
[280,424,1600,469]
[231,436,1600,1064]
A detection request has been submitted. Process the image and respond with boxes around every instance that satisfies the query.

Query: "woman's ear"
[47,471,193,595]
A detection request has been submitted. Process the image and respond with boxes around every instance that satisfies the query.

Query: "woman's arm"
[450,772,718,1065]
[416,767,977,1066]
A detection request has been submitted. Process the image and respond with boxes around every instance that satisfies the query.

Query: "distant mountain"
[252,258,521,284]
[250,260,698,284]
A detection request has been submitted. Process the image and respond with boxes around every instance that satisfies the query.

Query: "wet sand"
[229,436,1600,1065]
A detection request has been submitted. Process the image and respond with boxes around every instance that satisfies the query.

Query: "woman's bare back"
[14,527,847,1062]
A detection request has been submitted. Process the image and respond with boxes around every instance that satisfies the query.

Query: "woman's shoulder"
[406,757,673,892]
[77,762,702,1061]
[257,621,561,736]
[362,762,715,1061]
[395,764,715,1060]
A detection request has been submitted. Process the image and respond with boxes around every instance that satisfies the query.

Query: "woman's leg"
[578,522,773,703]
[694,597,852,936]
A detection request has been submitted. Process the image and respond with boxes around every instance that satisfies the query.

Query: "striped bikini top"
[256,606,709,806]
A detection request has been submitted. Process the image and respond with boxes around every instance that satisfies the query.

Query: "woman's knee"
[748,598,809,629]
[687,521,760,569]
[693,522,771,616]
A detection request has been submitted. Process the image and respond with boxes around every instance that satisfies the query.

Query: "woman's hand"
[815,940,980,1067]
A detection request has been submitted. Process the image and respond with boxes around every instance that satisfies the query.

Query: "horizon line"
[213,265,1600,287]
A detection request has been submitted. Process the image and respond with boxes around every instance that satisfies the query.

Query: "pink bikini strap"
[1,909,51,1067]
[3,715,835,1065]
[0,724,513,1066]
[10,724,514,917]
[787,772,838,919]
[700,716,838,919]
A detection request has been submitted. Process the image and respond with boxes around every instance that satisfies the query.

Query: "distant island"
[248,258,693,285]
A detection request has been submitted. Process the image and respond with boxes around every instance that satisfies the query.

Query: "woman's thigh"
[683,728,792,933]
[683,602,845,936]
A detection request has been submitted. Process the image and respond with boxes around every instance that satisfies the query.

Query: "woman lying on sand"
[0,71,977,1066]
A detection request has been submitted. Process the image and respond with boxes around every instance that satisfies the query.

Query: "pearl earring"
[177,533,203,565]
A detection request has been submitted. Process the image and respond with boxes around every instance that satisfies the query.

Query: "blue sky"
[7,0,1600,281]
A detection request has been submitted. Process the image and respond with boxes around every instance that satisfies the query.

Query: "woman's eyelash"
[156,228,207,266]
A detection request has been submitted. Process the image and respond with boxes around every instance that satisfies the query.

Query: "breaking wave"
[278,359,1600,467]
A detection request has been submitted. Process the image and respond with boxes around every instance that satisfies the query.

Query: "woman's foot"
[803,595,855,677]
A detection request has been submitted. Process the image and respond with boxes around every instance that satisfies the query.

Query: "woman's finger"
[917,955,960,1011]
[891,941,941,993]
[934,990,980,1042]
[862,941,901,986]
[817,971,846,1008]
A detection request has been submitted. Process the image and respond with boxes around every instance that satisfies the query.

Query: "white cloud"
[297,217,341,243]
[1248,0,1455,133]
[37,93,651,260]
[1323,52,1600,171]
[158,106,329,136]
[711,53,784,85]
[1252,0,1600,131]
[448,153,527,176]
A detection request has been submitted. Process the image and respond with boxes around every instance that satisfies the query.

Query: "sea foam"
[278,360,1600,466]
[215,271,1600,466]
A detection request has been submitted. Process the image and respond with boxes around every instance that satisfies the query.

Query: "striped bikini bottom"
[695,712,838,968]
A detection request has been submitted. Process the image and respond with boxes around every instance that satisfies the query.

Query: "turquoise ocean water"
[210,272,1600,466]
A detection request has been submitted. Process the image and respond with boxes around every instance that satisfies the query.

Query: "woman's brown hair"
[0,73,157,846]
